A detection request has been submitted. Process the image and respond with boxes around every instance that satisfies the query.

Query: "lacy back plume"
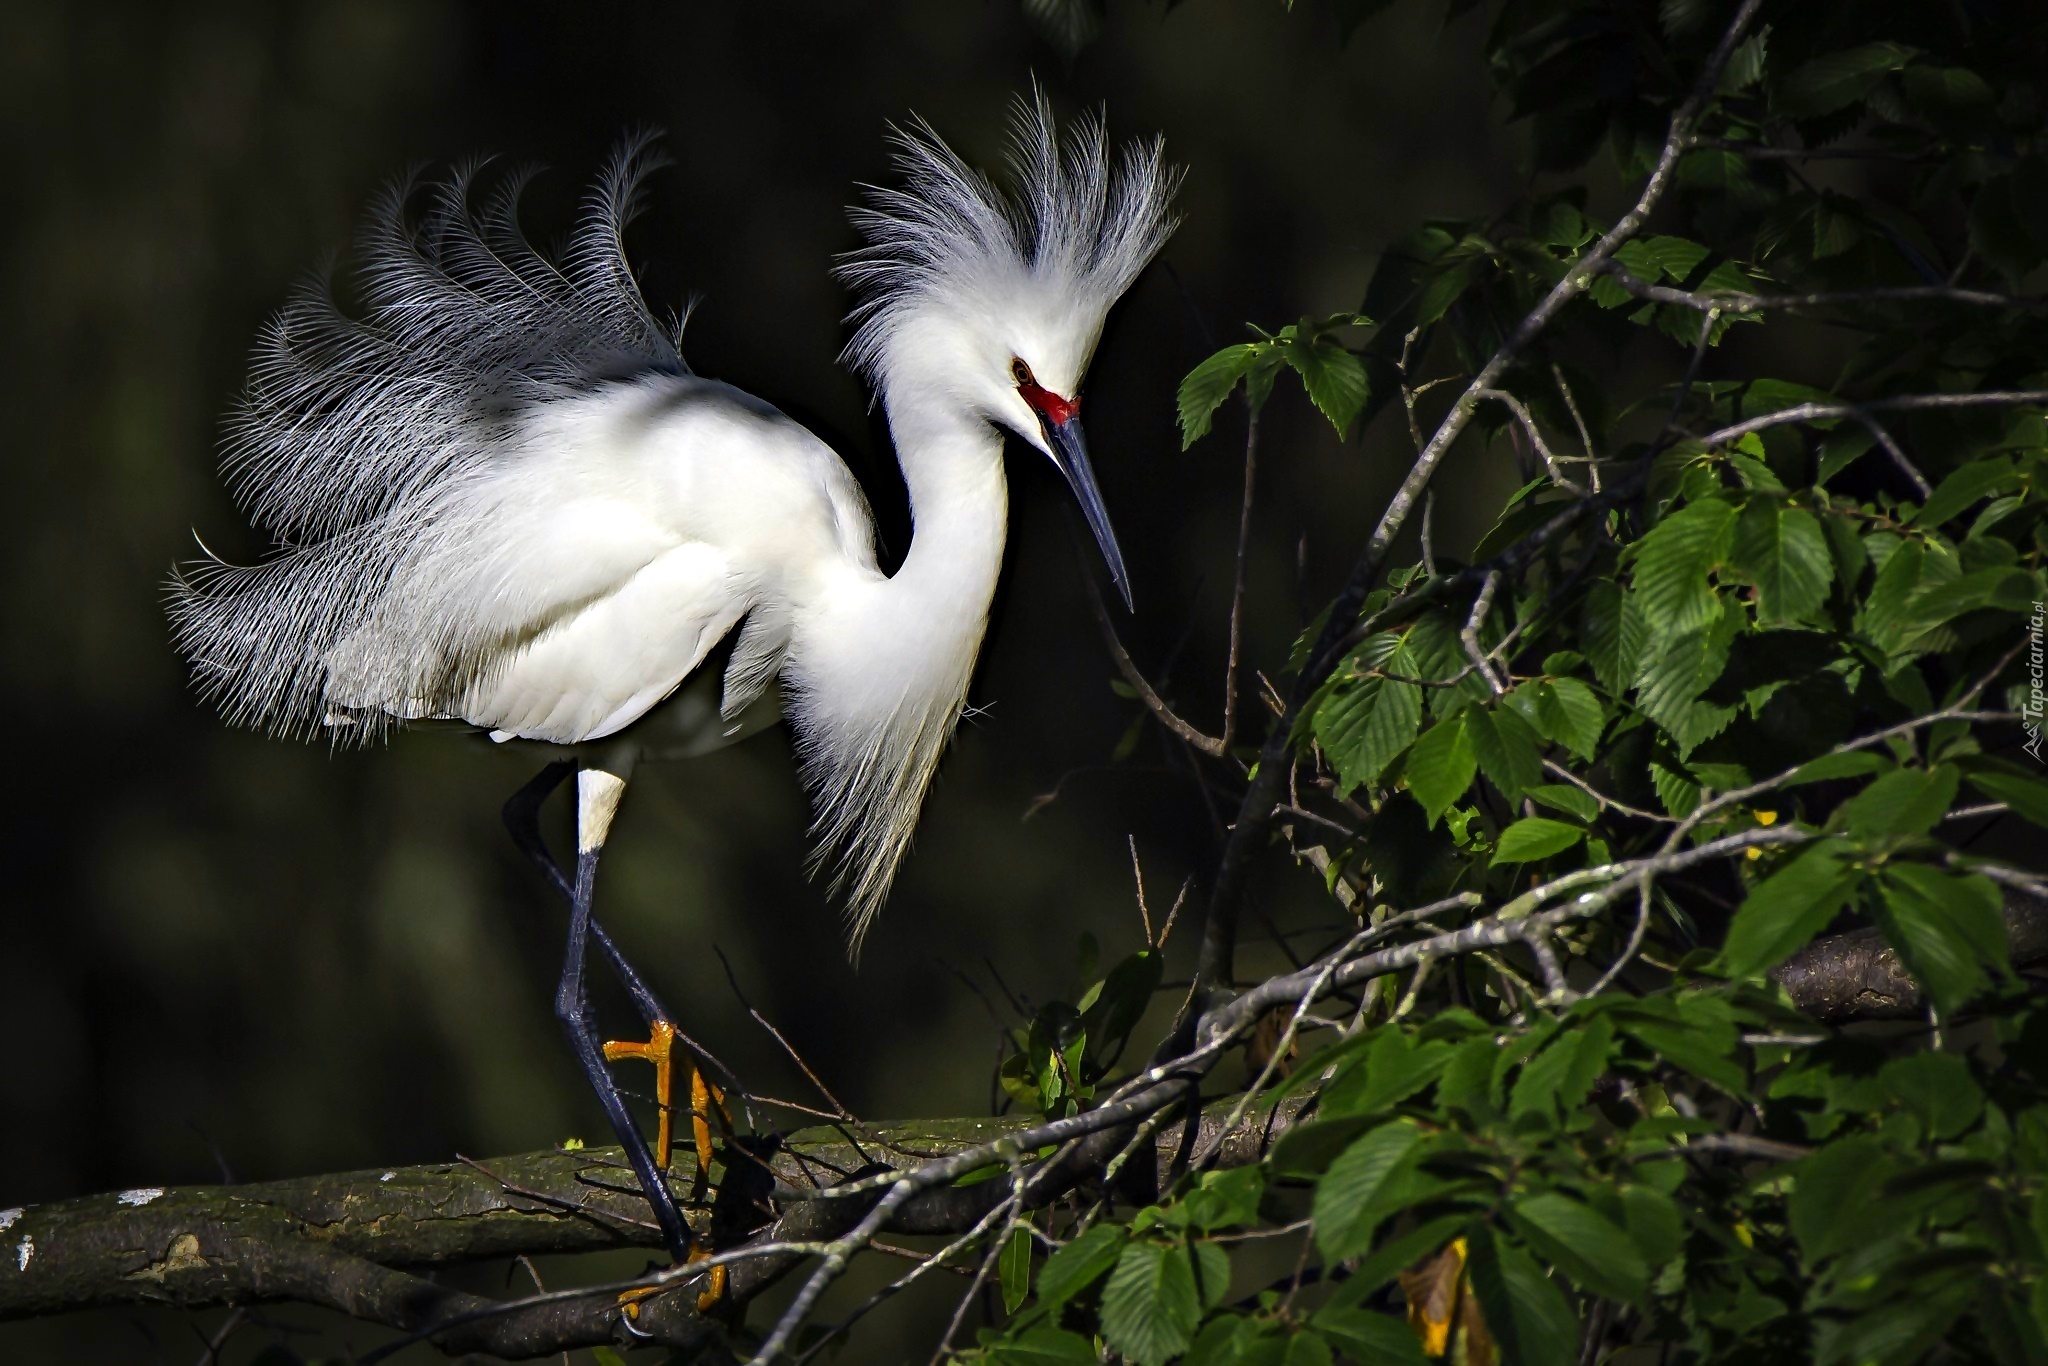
[834,86,1180,385]
[168,136,683,742]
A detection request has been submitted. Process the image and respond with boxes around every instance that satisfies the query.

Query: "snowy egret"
[168,96,1178,1281]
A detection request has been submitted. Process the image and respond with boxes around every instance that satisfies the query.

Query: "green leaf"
[1791,1135,1891,1264]
[1536,677,1606,759]
[1406,712,1477,826]
[1001,1225,1034,1314]
[1310,1307,1428,1365]
[1776,41,1918,118]
[1964,770,2048,828]
[1882,1051,1985,1140]
[1583,580,1646,694]
[1720,840,1860,978]
[1035,1223,1127,1312]
[1510,1013,1614,1121]
[1838,765,1960,840]
[1857,535,1927,654]
[1874,864,2009,1014]
[1635,619,1738,756]
[1315,675,1422,795]
[1191,1241,1232,1312]
[1634,497,1737,638]
[1618,1185,1686,1268]
[1313,1119,1425,1261]
[1733,498,1834,624]
[1510,1192,1651,1303]
[986,1329,1104,1364]
[1468,703,1544,800]
[1466,1229,1578,1366]
[1100,1240,1201,1366]
[1493,817,1585,864]
[1913,457,2016,528]
[1322,1028,1454,1116]
[1785,751,1890,786]
[1178,344,1264,449]
[1282,340,1370,436]
[1525,782,1600,822]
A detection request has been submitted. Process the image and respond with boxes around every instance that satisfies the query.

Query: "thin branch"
[1475,388,1585,494]
[1221,408,1261,751]
[1084,567,1227,756]
[1192,0,1766,990]
[1595,258,2044,314]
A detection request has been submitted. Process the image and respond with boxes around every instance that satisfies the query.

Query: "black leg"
[504,762,674,1031]
[556,840,695,1264]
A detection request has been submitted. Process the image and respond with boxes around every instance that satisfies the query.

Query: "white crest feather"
[835,88,1180,386]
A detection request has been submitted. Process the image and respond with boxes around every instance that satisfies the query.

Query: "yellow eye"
[1010,358,1034,386]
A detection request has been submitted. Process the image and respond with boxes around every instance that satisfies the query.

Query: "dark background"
[0,1,1530,1358]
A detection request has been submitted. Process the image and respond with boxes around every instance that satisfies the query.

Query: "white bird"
[168,97,1178,1284]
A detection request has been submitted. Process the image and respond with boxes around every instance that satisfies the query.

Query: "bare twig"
[1221,408,1261,751]
[1475,388,1585,494]
[1593,258,2044,315]
[1192,0,1766,990]
[1085,568,1228,756]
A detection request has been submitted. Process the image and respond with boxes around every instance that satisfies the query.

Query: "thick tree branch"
[1773,886,2048,1021]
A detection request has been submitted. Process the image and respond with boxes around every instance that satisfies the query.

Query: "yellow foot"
[604,1020,679,1170]
[618,1284,661,1322]
[687,1063,734,1200]
[687,1241,728,1313]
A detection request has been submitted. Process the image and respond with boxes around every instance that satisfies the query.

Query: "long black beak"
[1042,413,1133,612]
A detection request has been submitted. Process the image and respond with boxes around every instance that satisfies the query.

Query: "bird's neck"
[885,388,1010,614]
[777,380,1009,941]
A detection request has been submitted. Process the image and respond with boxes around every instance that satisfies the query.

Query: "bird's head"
[836,90,1181,609]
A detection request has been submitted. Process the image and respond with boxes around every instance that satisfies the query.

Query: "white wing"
[170,148,876,747]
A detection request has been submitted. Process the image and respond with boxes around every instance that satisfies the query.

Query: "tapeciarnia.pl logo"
[2027,601,2045,762]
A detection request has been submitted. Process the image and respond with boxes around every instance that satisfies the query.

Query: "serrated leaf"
[1283,340,1370,436]
[1635,618,1738,755]
[1584,581,1646,693]
[1776,42,1918,118]
[1322,1029,1455,1117]
[1178,344,1265,449]
[1468,703,1544,800]
[1719,839,1860,978]
[1510,1013,1614,1120]
[1315,675,1422,796]
[1313,1120,1425,1261]
[1466,1230,1578,1366]
[1511,1192,1650,1303]
[1035,1223,1127,1312]
[1494,817,1585,864]
[1537,677,1606,759]
[1100,1240,1201,1366]
[1734,498,1834,624]
[1634,497,1738,638]
[1913,457,2016,528]
[1649,759,1702,818]
[1407,712,1477,826]
[1838,765,1960,840]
